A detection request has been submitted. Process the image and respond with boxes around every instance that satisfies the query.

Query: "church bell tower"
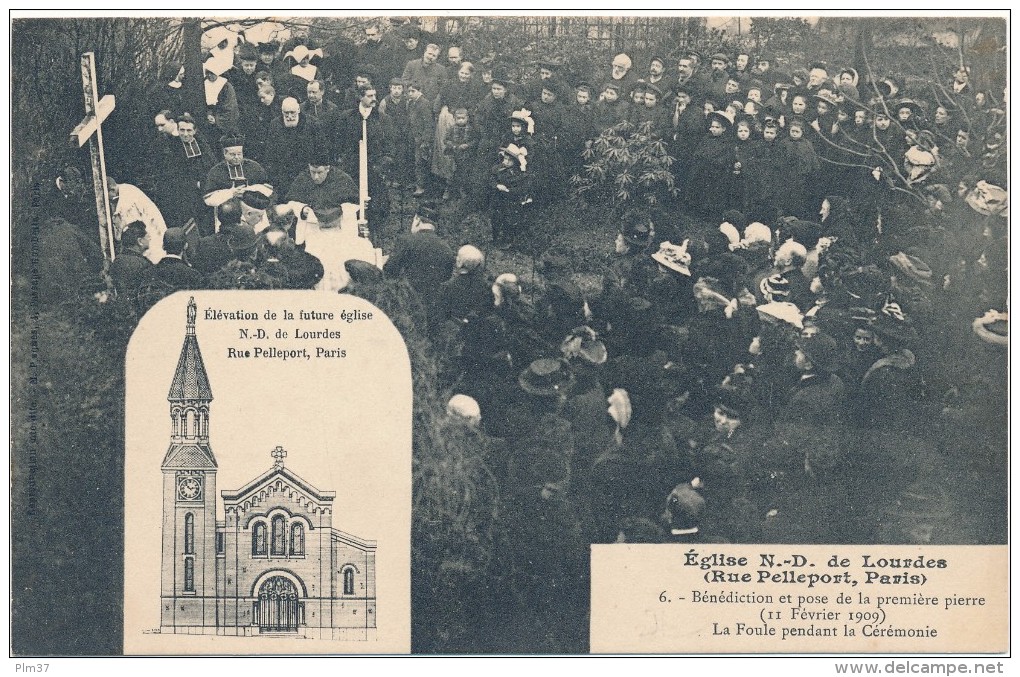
[160,297,218,633]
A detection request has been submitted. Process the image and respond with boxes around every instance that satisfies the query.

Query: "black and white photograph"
[9,11,1010,661]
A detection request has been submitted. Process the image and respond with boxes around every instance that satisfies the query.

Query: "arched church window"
[271,516,286,556]
[184,513,195,554]
[185,409,196,437]
[252,522,267,556]
[290,523,305,556]
[343,567,355,595]
[184,557,194,592]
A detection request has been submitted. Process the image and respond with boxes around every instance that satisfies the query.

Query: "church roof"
[162,443,218,469]
[221,464,335,505]
[168,299,213,402]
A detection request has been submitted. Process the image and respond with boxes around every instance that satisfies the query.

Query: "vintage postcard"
[9,12,1009,661]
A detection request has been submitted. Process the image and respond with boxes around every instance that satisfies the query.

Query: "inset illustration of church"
[160,297,377,639]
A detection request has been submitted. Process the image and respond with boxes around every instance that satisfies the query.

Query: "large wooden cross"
[70,52,117,262]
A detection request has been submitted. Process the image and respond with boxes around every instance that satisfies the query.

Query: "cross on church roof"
[271,445,287,468]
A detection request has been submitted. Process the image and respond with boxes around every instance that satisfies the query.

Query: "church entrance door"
[257,576,300,632]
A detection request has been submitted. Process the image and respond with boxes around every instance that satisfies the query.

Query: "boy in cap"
[378,78,415,188]
[626,82,647,120]
[406,80,436,196]
[743,119,787,225]
[474,68,525,164]
[634,82,670,138]
[559,82,598,175]
[522,58,565,107]
[687,110,736,220]
[668,87,702,166]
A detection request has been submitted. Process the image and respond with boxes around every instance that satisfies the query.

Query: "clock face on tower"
[177,476,203,501]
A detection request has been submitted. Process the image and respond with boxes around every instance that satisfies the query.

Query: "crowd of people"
[35,20,1008,612]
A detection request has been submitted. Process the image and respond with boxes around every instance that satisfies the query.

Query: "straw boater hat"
[972,309,1008,346]
[651,239,693,277]
[756,301,804,329]
[889,252,933,286]
[518,358,575,397]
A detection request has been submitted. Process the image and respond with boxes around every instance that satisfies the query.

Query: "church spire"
[169,297,213,404]
[163,296,216,469]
